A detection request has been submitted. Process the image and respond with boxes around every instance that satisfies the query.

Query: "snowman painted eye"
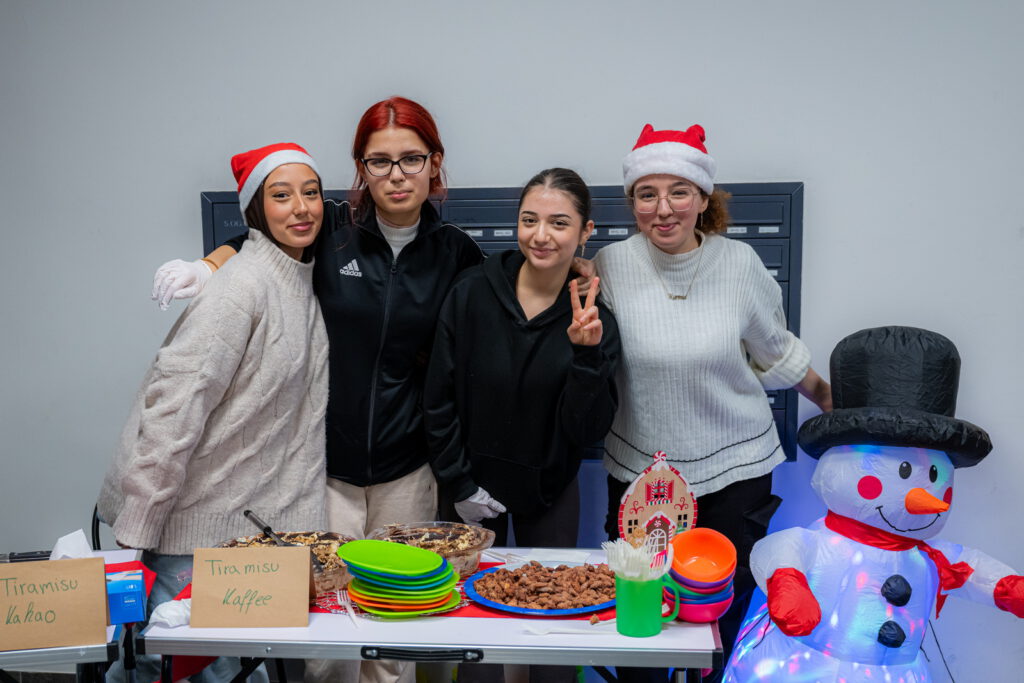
[857,475,883,500]
[929,465,938,483]
[898,461,912,479]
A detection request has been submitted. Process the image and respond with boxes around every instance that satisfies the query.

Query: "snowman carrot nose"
[904,487,950,514]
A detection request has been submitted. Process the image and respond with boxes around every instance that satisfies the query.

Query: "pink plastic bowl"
[669,567,735,592]
[675,593,734,623]
[670,528,737,584]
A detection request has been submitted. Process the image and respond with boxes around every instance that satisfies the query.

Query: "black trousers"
[457,478,581,683]
[604,473,781,683]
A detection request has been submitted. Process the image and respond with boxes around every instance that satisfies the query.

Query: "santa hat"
[231,142,320,216]
[622,124,717,194]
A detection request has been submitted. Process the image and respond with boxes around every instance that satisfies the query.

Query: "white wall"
[2,1,1021,678]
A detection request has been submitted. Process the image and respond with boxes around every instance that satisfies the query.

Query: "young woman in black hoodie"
[425,168,621,683]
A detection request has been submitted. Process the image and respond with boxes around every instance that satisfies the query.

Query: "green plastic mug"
[615,575,681,638]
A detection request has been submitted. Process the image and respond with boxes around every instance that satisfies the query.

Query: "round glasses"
[360,153,433,177]
[632,188,701,214]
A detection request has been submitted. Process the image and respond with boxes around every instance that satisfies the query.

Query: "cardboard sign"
[190,547,310,628]
[0,557,107,652]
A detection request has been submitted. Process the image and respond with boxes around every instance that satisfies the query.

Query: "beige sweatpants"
[304,464,438,683]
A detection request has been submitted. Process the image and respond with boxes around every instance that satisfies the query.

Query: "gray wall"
[2,1,1021,678]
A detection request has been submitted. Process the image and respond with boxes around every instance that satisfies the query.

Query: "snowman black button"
[878,620,907,648]
[881,575,912,606]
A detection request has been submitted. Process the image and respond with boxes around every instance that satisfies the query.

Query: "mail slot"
[750,240,789,281]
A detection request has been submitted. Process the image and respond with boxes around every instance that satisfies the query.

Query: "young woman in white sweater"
[592,125,831,683]
[97,143,328,683]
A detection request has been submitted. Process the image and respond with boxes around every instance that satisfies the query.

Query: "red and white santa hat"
[231,142,320,215]
[622,124,717,195]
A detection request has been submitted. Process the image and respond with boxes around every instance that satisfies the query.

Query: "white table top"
[139,548,722,669]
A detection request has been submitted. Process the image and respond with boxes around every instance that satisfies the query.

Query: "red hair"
[351,96,447,215]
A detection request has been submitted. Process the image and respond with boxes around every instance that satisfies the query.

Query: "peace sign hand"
[567,277,603,346]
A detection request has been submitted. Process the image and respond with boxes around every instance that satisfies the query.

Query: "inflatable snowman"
[724,327,1024,682]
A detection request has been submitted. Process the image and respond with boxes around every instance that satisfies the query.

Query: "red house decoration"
[618,451,697,550]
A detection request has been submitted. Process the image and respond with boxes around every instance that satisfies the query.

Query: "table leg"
[230,658,266,683]
[161,655,174,683]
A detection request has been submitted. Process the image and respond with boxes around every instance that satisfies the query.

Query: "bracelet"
[200,257,219,273]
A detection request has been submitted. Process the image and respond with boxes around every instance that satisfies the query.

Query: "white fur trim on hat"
[622,141,716,195]
[238,149,320,216]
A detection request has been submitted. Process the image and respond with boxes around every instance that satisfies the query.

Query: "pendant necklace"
[648,232,705,300]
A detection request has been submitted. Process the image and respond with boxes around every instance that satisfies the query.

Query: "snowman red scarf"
[824,511,973,616]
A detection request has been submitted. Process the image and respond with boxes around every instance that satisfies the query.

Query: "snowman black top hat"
[798,326,992,467]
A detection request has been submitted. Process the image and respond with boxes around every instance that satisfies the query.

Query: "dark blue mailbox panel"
[201,182,804,460]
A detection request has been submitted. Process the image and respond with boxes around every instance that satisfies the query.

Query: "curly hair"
[698,187,731,236]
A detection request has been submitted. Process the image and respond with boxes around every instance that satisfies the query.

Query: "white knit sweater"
[98,230,329,554]
[594,233,810,497]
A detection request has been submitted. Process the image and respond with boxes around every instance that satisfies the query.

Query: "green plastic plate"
[348,564,455,589]
[349,572,459,600]
[337,539,444,576]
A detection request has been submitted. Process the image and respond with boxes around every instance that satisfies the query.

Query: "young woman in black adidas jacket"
[425,168,620,683]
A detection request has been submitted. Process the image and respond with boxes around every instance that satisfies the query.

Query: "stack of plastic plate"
[336,539,461,618]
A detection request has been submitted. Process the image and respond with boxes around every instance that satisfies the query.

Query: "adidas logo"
[339,259,362,278]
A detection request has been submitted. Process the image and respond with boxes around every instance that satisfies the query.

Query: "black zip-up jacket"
[228,200,484,485]
[424,250,621,514]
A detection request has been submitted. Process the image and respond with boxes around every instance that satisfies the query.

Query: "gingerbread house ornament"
[618,451,697,551]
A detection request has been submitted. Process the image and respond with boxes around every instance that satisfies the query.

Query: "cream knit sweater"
[594,233,810,497]
[98,230,329,554]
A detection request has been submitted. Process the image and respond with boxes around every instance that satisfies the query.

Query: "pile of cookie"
[473,561,615,610]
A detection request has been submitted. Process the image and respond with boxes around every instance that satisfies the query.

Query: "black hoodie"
[425,250,621,514]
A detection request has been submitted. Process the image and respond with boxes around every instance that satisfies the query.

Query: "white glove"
[152,259,212,310]
[454,487,507,525]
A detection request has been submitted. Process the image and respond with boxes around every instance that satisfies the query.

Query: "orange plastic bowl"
[670,528,737,583]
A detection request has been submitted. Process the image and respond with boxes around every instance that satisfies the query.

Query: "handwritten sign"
[0,557,107,652]
[190,547,310,627]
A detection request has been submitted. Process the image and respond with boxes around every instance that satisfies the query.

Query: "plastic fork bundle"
[601,538,673,581]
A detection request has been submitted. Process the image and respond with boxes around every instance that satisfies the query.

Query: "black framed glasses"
[360,153,433,177]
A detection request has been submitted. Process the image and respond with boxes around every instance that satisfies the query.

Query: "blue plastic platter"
[463,566,615,617]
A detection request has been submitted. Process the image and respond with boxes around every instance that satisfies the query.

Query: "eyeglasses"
[360,153,433,177]
[631,187,701,213]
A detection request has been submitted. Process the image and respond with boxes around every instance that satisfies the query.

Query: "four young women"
[125,104,831,682]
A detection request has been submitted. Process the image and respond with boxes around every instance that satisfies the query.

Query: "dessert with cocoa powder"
[220,531,354,593]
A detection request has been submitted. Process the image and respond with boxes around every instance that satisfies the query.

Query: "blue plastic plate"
[347,565,455,590]
[463,566,615,617]
[347,558,451,583]
[348,571,459,597]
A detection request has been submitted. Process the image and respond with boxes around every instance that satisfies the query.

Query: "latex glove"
[995,575,1024,618]
[767,567,821,636]
[152,259,212,310]
[454,487,506,525]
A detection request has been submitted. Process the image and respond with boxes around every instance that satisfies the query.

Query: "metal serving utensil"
[242,509,326,576]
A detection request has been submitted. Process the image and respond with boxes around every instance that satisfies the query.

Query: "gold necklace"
[647,232,705,300]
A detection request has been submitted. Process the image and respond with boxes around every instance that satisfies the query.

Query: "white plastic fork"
[522,619,616,636]
[336,589,360,629]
